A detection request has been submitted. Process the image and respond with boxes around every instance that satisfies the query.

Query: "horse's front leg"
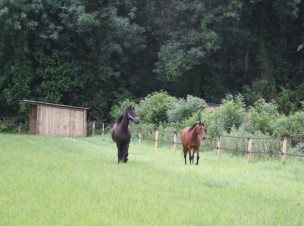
[195,148,200,165]
[123,143,129,163]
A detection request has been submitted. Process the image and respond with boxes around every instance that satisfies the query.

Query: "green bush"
[103,91,304,160]
[248,99,279,135]
[289,111,304,137]
[272,111,304,138]
[0,121,18,133]
[110,99,137,121]
[179,112,202,130]
[217,94,246,133]
[167,95,207,128]
[294,142,304,154]
[200,108,223,138]
[219,125,282,158]
[187,94,246,136]
[136,91,178,127]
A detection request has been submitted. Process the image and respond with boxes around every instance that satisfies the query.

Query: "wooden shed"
[20,100,89,137]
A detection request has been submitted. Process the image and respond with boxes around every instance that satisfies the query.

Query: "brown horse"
[181,121,206,165]
[111,106,140,163]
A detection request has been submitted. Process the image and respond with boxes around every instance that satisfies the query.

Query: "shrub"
[136,91,178,127]
[200,108,223,138]
[179,112,202,130]
[272,111,304,138]
[220,125,250,156]
[0,121,18,133]
[271,114,290,137]
[179,95,246,138]
[248,99,279,135]
[217,94,246,133]
[110,99,137,121]
[294,142,304,154]
[167,95,207,127]
[289,111,304,137]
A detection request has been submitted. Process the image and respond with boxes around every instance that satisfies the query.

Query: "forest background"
[1,0,304,122]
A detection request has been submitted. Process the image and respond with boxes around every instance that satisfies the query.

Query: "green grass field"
[0,134,303,226]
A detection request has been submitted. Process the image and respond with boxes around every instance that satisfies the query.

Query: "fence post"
[154,128,159,150]
[138,128,142,145]
[217,134,221,160]
[247,137,253,163]
[92,121,96,136]
[282,137,288,162]
[173,131,177,154]
[102,123,105,136]
[18,123,22,134]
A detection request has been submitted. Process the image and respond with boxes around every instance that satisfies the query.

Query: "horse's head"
[126,106,140,124]
[196,121,206,140]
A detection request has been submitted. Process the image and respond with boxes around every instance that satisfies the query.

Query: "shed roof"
[20,100,89,110]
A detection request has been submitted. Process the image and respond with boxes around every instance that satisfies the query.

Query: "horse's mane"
[116,115,123,124]
[115,106,134,125]
[188,123,198,132]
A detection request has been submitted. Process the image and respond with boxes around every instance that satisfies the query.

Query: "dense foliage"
[1,0,304,121]
[114,92,303,140]
[136,91,177,127]
[167,95,207,127]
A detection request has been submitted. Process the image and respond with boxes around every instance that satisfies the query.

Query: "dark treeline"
[1,0,304,121]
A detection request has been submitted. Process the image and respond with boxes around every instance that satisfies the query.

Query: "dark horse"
[181,121,206,165]
[111,106,140,163]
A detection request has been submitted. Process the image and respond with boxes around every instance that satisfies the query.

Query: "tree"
[1,0,304,120]
[0,0,146,121]
[152,0,220,99]
[0,0,63,114]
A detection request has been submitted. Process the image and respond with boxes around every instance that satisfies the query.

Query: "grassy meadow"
[0,133,304,226]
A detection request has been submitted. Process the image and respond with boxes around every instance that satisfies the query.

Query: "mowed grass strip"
[0,134,303,226]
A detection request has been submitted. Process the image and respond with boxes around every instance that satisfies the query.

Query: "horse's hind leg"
[117,143,123,163]
[189,149,193,165]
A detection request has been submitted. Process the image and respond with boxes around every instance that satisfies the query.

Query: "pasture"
[0,134,303,226]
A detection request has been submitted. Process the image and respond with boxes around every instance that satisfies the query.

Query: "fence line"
[88,122,304,162]
[3,119,304,162]
[12,120,304,162]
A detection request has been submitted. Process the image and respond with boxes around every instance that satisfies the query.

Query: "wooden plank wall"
[36,105,87,137]
[29,105,37,134]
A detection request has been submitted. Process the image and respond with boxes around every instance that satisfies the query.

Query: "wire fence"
[87,121,304,162]
[2,119,304,162]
